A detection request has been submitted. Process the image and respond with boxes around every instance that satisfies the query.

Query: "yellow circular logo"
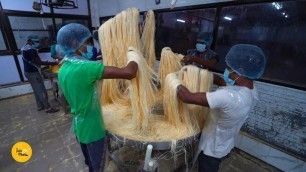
[11,142,32,163]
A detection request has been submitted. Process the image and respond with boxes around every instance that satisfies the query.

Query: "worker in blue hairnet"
[21,34,59,113]
[177,44,267,172]
[57,23,138,172]
[182,32,218,69]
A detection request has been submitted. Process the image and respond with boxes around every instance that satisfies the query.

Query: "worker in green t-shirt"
[57,23,138,172]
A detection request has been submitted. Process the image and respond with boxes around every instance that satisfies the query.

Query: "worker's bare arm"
[177,85,209,107]
[102,61,138,80]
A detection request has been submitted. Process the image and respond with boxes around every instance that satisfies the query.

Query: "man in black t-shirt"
[21,34,59,113]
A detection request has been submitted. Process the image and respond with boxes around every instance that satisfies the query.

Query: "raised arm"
[32,51,58,66]
[102,61,138,80]
[191,57,217,70]
[177,85,210,107]
[182,55,217,70]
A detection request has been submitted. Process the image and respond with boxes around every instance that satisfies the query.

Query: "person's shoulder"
[206,48,218,61]
[219,86,255,98]
[21,45,36,51]
[214,86,240,96]
[206,48,217,56]
[82,60,104,68]
[24,48,38,56]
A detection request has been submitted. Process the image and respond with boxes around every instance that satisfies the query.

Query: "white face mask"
[196,43,206,52]
[79,45,93,60]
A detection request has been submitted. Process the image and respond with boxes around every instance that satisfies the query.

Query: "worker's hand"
[181,56,195,64]
[177,84,186,92]
[177,84,182,92]
[177,85,189,102]
[125,61,138,79]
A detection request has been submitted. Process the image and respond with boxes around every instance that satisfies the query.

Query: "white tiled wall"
[0,81,52,99]
[242,81,306,160]
[235,133,306,172]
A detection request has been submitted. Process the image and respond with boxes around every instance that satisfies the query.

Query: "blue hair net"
[57,23,91,56]
[197,32,213,46]
[225,44,267,79]
[27,34,41,41]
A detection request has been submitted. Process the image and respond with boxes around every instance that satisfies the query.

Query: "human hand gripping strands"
[126,47,159,132]
[178,65,213,129]
[163,73,196,134]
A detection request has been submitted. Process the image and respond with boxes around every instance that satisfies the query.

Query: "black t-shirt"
[22,49,39,73]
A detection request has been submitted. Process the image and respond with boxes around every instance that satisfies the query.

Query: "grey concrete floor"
[0,92,281,172]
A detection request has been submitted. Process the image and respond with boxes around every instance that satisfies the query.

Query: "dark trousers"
[198,151,229,172]
[25,72,51,109]
[79,137,106,172]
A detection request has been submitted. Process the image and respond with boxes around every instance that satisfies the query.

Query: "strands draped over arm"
[127,47,159,131]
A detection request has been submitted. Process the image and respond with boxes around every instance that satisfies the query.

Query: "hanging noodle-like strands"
[178,65,213,129]
[197,69,213,129]
[98,8,213,142]
[141,10,156,69]
[99,19,124,105]
[163,73,195,133]
[158,47,182,91]
[127,47,159,131]
[98,8,142,106]
[126,8,142,52]
[175,53,184,61]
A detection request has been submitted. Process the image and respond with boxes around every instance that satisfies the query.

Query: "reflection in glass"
[12,31,52,50]
[8,16,54,49]
[155,8,216,58]
[9,16,53,30]
[215,1,306,86]
[55,18,89,32]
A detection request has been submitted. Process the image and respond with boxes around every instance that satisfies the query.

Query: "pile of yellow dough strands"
[99,8,213,141]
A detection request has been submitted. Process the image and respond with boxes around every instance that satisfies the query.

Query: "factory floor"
[0,92,281,172]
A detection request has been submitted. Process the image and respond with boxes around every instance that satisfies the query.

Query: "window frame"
[0,4,91,84]
[108,0,306,91]
[0,13,12,54]
[8,15,55,52]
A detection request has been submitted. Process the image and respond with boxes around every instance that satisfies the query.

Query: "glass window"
[55,18,89,32]
[0,30,6,50]
[215,1,306,87]
[0,55,21,85]
[1,0,50,13]
[53,0,88,15]
[155,8,216,57]
[8,16,54,49]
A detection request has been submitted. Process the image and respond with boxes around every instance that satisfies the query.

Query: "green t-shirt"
[58,59,105,144]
